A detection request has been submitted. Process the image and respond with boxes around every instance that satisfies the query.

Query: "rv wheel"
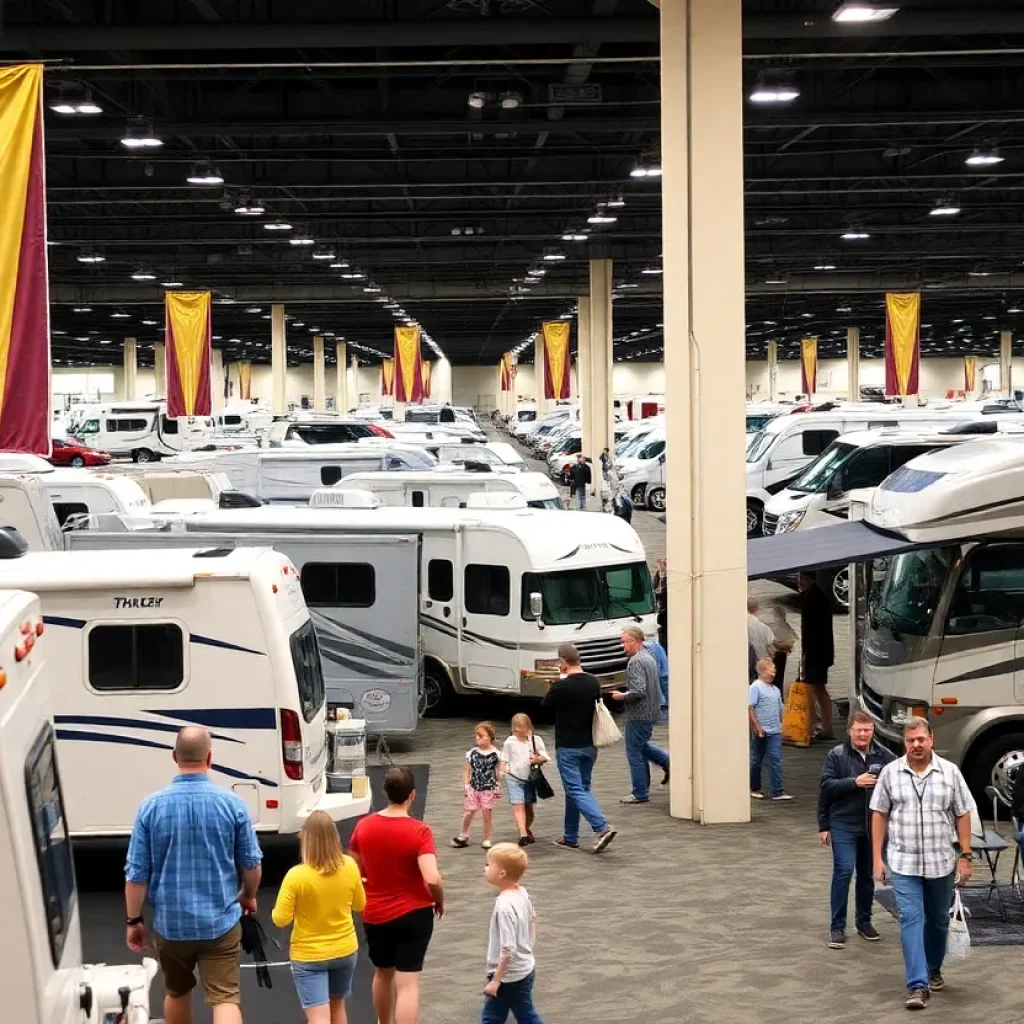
[969,733,1024,809]
[134,448,157,463]
[422,666,456,716]
[746,501,762,537]
[630,484,646,506]
[830,568,850,613]
[647,486,666,513]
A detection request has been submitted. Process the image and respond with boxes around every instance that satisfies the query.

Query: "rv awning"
[747,520,924,580]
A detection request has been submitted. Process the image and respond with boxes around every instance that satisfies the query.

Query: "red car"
[49,437,111,467]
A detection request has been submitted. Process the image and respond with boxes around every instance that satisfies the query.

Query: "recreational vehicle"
[72,401,215,462]
[214,403,273,436]
[104,464,235,505]
[72,503,656,711]
[0,587,159,1024]
[432,440,527,472]
[0,541,370,835]
[267,416,387,447]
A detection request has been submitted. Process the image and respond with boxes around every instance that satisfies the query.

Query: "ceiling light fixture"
[233,196,265,216]
[288,231,315,246]
[500,91,522,110]
[930,198,961,216]
[141,319,158,326]
[831,2,899,23]
[814,263,838,271]
[841,229,871,240]
[630,163,663,178]
[329,261,350,269]
[587,214,617,224]
[749,71,801,105]
[966,148,1004,166]
[562,233,589,242]
[120,118,163,149]
[72,306,92,313]
[50,88,102,116]
[130,269,156,281]
[641,267,663,275]
[246,307,262,314]
[76,247,105,264]
[467,91,487,109]
[363,285,382,293]
[186,163,224,186]
[111,310,130,319]
[263,221,293,231]
[311,247,337,260]
[543,252,567,261]
[162,279,184,288]
[341,272,365,280]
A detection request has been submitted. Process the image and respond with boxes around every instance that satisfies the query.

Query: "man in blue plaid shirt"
[125,727,263,1024]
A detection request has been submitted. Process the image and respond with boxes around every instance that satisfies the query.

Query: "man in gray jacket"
[610,626,670,804]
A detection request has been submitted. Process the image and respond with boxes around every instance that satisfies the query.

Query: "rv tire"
[422,664,457,716]
[647,486,666,513]
[967,731,1024,809]
[630,484,647,506]
[133,448,158,463]
[746,501,763,537]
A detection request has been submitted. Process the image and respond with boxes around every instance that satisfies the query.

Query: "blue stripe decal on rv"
[54,729,278,788]
[53,715,242,745]
[144,708,278,730]
[43,615,265,657]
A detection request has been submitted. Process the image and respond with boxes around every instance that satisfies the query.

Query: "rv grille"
[762,513,779,536]
[860,681,885,720]
[574,636,628,676]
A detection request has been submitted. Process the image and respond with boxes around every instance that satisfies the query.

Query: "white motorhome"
[329,468,563,510]
[104,464,235,505]
[215,403,273,436]
[73,401,216,462]
[0,588,159,1024]
[617,426,667,510]
[0,542,370,835]
[73,503,657,711]
[0,474,65,551]
[431,440,527,472]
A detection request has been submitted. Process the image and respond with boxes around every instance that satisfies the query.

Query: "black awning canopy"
[747,520,925,580]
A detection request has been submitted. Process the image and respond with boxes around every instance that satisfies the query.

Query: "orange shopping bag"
[781,680,813,748]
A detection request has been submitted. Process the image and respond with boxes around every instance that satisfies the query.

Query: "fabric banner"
[964,354,977,394]
[238,360,252,401]
[421,360,432,400]
[500,351,514,391]
[800,337,818,395]
[885,292,921,396]
[165,291,212,417]
[0,65,49,454]
[542,321,571,399]
[394,326,424,403]
[381,358,395,397]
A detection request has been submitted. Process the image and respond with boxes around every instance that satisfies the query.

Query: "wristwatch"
[126,915,144,926]
[958,851,974,862]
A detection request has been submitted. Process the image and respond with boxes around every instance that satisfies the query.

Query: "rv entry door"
[461,561,517,692]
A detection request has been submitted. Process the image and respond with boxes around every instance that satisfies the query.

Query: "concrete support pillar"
[534,338,546,415]
[154,342,166,398]
[661,0,749,824]
[211,348,224,411]
[271,303,287,414]
[847,327,861,401]
[433,357,453,406]
[123,337,137,400]
[766,340,778,402]
[1001,330,1013,396]
[335,343,348,413]
[585,261,615,497]
[350,354,359,408]
[577,296,590,458]
[313,335,327,412]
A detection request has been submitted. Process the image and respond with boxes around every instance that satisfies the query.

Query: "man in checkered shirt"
[870,717,976,1012]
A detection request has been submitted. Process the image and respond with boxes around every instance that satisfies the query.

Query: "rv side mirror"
[530,592,543,619]
[658,452,665,464]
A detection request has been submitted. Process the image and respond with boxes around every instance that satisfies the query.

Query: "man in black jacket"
[568,453,592,510]
[799,571,835,739]
[817,710,895,949]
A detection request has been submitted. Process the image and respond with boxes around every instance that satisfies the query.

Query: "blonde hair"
[475,721,497,742]
[511,713,533,732]
[300,810,345,875]
[488,842,528,881]
[622,626,645,644]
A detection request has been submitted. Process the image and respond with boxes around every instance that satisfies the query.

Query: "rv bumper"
[520,668,626,697]
[300,787,372,824]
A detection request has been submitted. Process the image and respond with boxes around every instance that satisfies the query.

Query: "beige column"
[211,348,224,411]
[1001,330,1013,396]
[587,261,615,497]
[434,357,453,406]
[847,327,861,401]
[123,337,138,400]
[350,354,359,407]
[271,303,287,413]
[312,335,327,412]
[154,341,166,398]
[766,340,778,402]
[335,342,348,412]
[661,0,750,824]
[534,338,546,414]
[577,298,590,462]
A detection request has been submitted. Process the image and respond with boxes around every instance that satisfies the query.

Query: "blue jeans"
[829,825,874,932]
[575,489,586,510]
[659,675,668,710]
[890,871,955,990]
[624,720,670,801]
[482,971,545,1024]
[290,952,358,1009]
[749,732,783,795]
[555,746,608,844]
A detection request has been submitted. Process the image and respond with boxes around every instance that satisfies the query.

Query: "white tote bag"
[593,699,622,748]
[947,888,971,960]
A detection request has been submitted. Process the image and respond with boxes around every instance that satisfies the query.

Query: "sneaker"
[517,835,530,848]
[857,924,881,942]
[449,836,469,849]
[772,793,794,801]
[751,791,765,800]
[525,830,536,844]
[828,930,846,949]
[928,970,944,992]
[553,837,579,850]
[593,827,618,853]
[481,839,492,850]
[905,988,930,1011]
[620,795,649,804]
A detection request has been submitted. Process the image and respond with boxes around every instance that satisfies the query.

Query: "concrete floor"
[75,427,1024,1024]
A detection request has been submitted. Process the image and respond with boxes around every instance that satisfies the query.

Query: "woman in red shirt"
[349,766,444,1024]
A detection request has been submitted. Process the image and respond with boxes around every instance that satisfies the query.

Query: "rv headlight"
[534,658,560,673]
[776,510,805,534]
[889,700,929,727]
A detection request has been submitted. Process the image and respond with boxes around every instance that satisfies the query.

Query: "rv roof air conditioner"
[219,490,263,509]
[308,488,381,510]
[461,461,492,473]
[0,527,29,558]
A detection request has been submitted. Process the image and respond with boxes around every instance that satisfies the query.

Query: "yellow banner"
[238,360,252,400]
[801,337,817,395]
[421,359,432,399]
[543,321,571,399]
[381,358,395,396]
[964,354,977,393]
[394,326,422,402]
[886,292,921,396]
[166,291,211,416]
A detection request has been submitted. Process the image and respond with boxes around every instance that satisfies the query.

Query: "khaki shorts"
[154,923,242,1005]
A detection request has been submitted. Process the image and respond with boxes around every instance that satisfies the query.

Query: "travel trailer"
[71,503,656,712]
[72,401,216,462]
[0,541,370,835]
[0,587,160,1024]
[66,524,422,735]
[104,464,234,505]
[329,468,563,510]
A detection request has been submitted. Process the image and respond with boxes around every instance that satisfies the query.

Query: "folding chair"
[986,785,1023,902]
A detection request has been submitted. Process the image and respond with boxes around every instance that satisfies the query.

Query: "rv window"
[428,559,454,601]
[88,624,184,690]
[107,418,149,432]
[25,723,76,969]
[841,446,892,491]
[289,620,325,723]
[412,490,425,507]
[465,564,510,616]
[321,466,343,486]
[52,501,89,527]
[891,445,942,470]
[301,562,376,608]
[223,415,242,426]
[802,430,839,457]
[78,418,99,435]
[161,416,179,435]
[946,545,1024,634]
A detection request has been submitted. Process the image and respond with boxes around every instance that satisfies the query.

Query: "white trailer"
[72,400,215,462]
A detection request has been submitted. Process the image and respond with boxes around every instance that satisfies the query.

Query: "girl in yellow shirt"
[272,811,367,1024]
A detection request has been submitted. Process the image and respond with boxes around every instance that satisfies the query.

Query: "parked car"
[48,437,111,467]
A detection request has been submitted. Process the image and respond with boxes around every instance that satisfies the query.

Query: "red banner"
[394,326,424,403]
[500,351,514,391]
[542,322,571,399]
[800,338,817,395]
[166,291,212,417]
[885,293,921,396]
[0,65,49,453]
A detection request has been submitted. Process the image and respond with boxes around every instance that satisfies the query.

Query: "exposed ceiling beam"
[748,273,1024,295]
[743,10,1024,40]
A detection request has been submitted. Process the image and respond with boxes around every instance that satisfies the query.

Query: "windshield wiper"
[606,592,642,623]
[575,600,605,631]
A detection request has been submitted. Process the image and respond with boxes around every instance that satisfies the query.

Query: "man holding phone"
[817,710,895,950]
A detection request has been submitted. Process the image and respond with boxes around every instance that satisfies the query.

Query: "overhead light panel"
[966,148,1004,166]
[120,118,163,149]
[141,319,158,326]
[186,163,224,186]
[562,232,589,242]
[72,306,92,313]
[641,267,663,275]
[467,91,487,109]
[341,272,365,280]
[841,229,871,240]
[130,268,156,281]
[363,285,382,293]
[930,198,961,216]
[832,2,899,22]
[50,88,102,115]
[246,307,262,314]
[749,71,800,105]
[587,213,618,224]
[629,163,662,179]
[162,279,184,288]
[111,310,131,319]
[76,247,105,264]
[288,230,315,246]
[234,195,265,216]
[311,247,337,260]
[813,263,838,271]
[500,91,522,110]
[264,221,293,231]
[329,261,350,269]
[542,252,567,261]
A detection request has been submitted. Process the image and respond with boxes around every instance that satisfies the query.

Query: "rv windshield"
[789,442,856,493]
[746,429,775,463]
[875,546,957,636]
[528,498,564,510]
[289,619,325,723]
[521,562,655,625]
[77,419,99,435]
